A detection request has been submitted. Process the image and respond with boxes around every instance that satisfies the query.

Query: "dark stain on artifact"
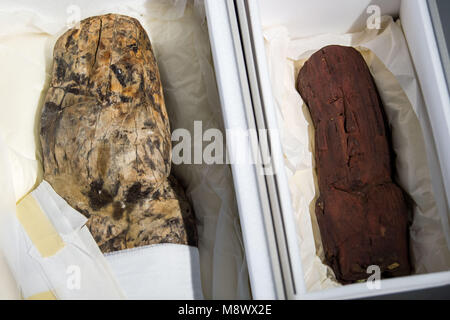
[40,14,198,253]
[110,64,127,87]
[55,57,68,81]
[112,201,124,220]
[87,179,113,210]
[128,43,138,53]
[125,182,151,204]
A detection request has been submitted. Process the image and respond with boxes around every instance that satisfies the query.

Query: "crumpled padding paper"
[0,0,249,299]
[263,16,450,291]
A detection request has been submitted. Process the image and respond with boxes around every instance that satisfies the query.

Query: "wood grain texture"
[40,14,197,253]
[296,45,411,283]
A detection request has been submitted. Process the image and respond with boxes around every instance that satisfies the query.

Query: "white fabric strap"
[16,180,204,299]
[105,243,204,300]
[23,181,125,299]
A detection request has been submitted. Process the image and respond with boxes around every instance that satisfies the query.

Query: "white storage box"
[1,0,449,300]
[205,0,450,299]
[0,0,252,300]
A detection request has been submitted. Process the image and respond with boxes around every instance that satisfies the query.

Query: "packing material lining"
[263,16,450,291]
[0,0,249,299]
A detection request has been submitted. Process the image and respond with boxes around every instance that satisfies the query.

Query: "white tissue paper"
[15,180,125,300]
[263,16,450,291]
[104,243,204,299]
[0,0,249,299]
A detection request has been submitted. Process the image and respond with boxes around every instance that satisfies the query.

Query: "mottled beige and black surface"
[40,14,197,253]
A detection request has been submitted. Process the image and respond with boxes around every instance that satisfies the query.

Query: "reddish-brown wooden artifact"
[296,45,411,283]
